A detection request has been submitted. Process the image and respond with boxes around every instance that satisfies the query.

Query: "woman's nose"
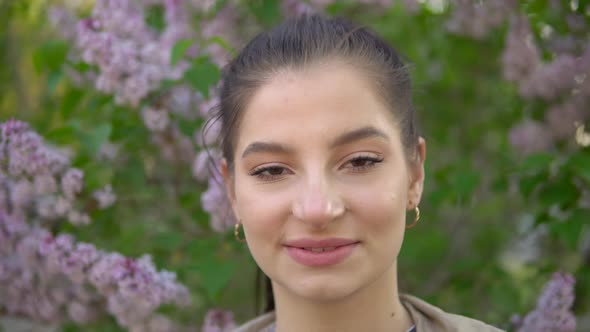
[292,175,345,228]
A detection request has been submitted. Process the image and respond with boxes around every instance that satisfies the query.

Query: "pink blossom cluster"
[201,163,237,233]
[200,4,241,67]
[512,272,576,332]
[446,0,516,39]
[0,119,114,226]
[49,0,239,233]
[73,0,192,107]
[503,13,590,154]
[281,0,419,16]
[200,309,237,332]
[0,120,189,330]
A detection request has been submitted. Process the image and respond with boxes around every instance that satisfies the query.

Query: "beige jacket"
[234,294,505,332]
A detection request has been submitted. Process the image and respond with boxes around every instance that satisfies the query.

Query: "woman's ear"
[407,136,426,209]
[220,158,240,220]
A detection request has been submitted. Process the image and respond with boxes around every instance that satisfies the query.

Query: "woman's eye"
[249,155,383,182]
[345,155,384,172]
[249,166,288,181]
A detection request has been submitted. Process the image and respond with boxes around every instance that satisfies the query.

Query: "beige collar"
[234,294,505,332]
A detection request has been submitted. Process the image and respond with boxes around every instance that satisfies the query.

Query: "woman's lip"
[283,238,360,248]
[285,242,359,267]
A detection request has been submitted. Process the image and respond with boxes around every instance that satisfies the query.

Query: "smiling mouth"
[284,242,359,266]
[302,247,337,252]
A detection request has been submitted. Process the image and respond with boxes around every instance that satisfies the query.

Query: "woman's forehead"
[231,66,402,161]
[238,63,396,135]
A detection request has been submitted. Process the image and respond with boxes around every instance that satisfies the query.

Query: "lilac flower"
[192,149,214,182]
[545,98,587,141]
[191,0,217,13]
[36,196,59,220]
[201,166,236,233]
[201,309,237,332]
[281,0,316,16]
[33,174,58,195]
[68,300,100,324]
[168,85,201,119]
[0,120,185,330]
[2,120,69,177]
[509,120,553,156]
[201,5,239,67]
[309,0,338,7]
[152,126,196,163]
[502,15,541,83]
[195,119,222,146]
[93,184,117,209]
[0,211,29,254]
[520,55,578,100]
[515,272,576,332]
[55,196,72,217]
[10,180,34,209]
[61,168,84,200]
[447,0,515,39]
[0,120,97,226]
[97,142,120,161]
[71,0,193,106]
[88,253,190,328]
[142,107,171,132]
[199,93,220,119]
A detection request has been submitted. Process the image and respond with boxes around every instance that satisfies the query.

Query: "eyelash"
[249,155,384,182]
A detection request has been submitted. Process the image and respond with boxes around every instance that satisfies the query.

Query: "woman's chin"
[282,276,361,303]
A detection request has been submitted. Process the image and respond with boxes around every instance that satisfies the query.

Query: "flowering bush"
[0,0,588,331]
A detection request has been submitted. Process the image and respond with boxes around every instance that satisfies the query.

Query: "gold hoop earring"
[406,206,420,229]
[234,222,246,243]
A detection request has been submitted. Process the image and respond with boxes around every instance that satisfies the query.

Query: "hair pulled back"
[214,14,419,173]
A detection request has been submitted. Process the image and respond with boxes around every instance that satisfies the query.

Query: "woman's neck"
[271,263,413,332]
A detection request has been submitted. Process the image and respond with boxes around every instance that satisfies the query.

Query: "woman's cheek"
[236,186,287,238]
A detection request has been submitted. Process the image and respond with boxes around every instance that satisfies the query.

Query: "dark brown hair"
[206,14,420,313]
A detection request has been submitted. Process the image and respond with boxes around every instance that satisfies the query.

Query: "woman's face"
[221,61,425,302]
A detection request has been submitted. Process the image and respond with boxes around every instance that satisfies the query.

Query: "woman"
[214,14,504,332]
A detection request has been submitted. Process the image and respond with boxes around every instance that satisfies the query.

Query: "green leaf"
[82,123,112,156]
[145,4,165,32]
[171,39,193,66]
[519,172,546,197]
[177,116,204,137]
[550,209,590,251]
[519,153,554,173]
[32,40,69,73]
[205,36,235,56]
[450,167,480,199]
[566,150,590,184]
[45,126,77,144]
[538,180,579,207]
[183,58,221,97]
[61,88,84,118]
[82,162,114,192]
[190,256,236,301]
[247,0,281,26]
[47,70,63,94]
[152,231,185,251]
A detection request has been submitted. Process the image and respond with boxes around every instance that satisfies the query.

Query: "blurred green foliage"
[0,0,589,331]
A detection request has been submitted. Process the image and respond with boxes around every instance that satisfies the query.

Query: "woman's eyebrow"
[329,126,390,149]
[241,126,390,159]
[241,141,294,159]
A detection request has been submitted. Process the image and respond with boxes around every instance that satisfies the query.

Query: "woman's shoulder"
[400,294,505,332]
[233,311,275,332]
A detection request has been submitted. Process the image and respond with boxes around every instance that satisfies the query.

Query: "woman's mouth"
[283,238,359,267]
[303,247,337,252]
